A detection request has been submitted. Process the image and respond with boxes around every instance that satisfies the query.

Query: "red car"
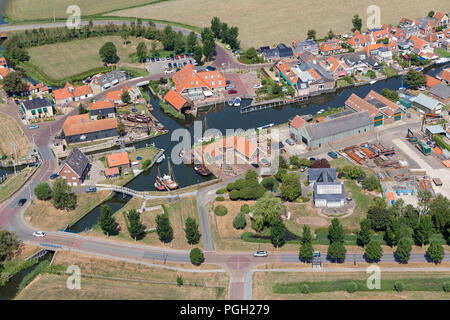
[180,54,185,58]
[228,89,238,94]
[175,55,179,60]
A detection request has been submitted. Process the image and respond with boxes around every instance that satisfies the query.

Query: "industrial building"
[289,110,374,149]
[309,168,345,208]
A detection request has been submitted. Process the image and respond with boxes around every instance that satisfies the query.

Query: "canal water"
[0,251,53,300]
[68,192,132,232]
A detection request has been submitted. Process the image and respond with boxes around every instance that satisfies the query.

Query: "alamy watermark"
[66,265,81,290]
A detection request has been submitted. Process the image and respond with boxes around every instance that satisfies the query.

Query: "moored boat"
[194,164,211,176]
[156,153,165,164]
[234,97,241,107]
[228,99,234,106]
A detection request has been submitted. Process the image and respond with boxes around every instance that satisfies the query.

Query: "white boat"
[257,123,274,130]
[156,154,165,164]
[369,80,377,84]
[228,99,234,106]
[435,57,450,65]
[234,97,241,107]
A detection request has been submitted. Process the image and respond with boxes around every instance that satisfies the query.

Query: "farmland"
[27,36,152,81]
[0,112,32,160]
[109,0,448,48]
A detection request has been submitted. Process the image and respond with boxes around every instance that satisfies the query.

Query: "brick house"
[57,147,90,186]
[106,152,130,173]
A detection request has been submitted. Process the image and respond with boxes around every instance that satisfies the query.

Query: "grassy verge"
[434,48,450,58]
[382,66,398,78]
[0,167,36,204]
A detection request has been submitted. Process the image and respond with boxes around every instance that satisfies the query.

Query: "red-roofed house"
[426,75,441,89]
[0,57,7,68]
[364,90,402,121]
[433,12,449,26]
[409,36,430,54]
[438,68,450,85]
[164,89,192,114]
[202,135,262,164]
[345,93,384,126]
[318,40,342,56]
[289,115,306,138]
[0,67,9,79]
[53,82,93,105]
[172,64,226,99]
[21,82,49,97]
[104,86,130,105]
[89,100,116,120]
[106,152,130,173]
[275,60,298,86]
[323,56,344,75]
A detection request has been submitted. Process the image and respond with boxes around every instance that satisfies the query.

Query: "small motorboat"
[369,80,376,85]
[228,99,234,106]
[234,97,241,107]
[179,148,185,158]
[156,154,165,164]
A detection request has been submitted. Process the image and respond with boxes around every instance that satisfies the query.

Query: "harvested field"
[0,112,32,160]
[110,0,448,48]
[27,36,151,80]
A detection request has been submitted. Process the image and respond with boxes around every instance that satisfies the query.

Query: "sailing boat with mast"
[154,166,166,191]
[162,158,178,190]
[194,116,212,177]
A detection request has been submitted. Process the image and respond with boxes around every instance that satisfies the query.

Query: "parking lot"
[145,53,196,75]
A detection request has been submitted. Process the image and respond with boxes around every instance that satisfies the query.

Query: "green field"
[27,36,151,81]
[3,0,163,22]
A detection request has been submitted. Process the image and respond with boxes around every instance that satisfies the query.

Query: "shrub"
[261,177,279,191]
[300,284,309,294]
[34,182,52,200]
[215,196,225,201]
[443,281,450,292]
[394,281,405,292]
[229,189,240,200]
[307,191,312,197]
[240,204,250,214]
[346,282,358,293]
[214,205,228,216]
[190,248,204,266]
[362,176,380,191]
[232,212,247,229]
[142,159,152,169]
[216,188,227,194]
[226,183,235,191]
[176,275,183,286]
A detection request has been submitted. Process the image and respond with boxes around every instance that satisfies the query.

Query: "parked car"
[327,151,338,159]
[161,57,165,61]
[313,251,321,258]
[28,124,39,130]
[180,54,185,58]
[228,89,238,94]
[18,198,27,206]
[50,173,59,180]
[226,85,235,90]
[156,57,160,61]
[253,84,262,89]
[33,231,46,238]
[285,138,295,146]
[253,250,268,257]
[170,54,174,59]
[168,62,172,68]
[300,165,307,172]
[175,55,179,60]
[188,60,192,64]
[193,61,198,66]
[165,69,175,74]
[166,56,170,60]
[309,157,316,161]
[151,57,155,62]
[85,186,97,193]
[206,66,216,71]
[346,197,352,202]
[183,61,187,66]
[226,80,231,85]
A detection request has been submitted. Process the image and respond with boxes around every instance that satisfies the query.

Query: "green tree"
[214,205,228,216]
[299,242,314,262]
[357,219,372,247]
[193,45,203,65]
[174,31,185,54]
[78,103,88,114]
[232,212,247,230]
[253,192,284,226]
[121,90,131,104]
[428,11,435,17]
[201,27,215,61]
[395,237,412,263]
[210,17,221,38]
[327,29,334,39]
[327,242,347,262]
[156,211,173,243]
[279,155,288,169]
[364,240,382,262]
[184,217,200,245]
[301,225,312,244]
[328,218,345,244]
[136,42,147,62]
[394,281,404,292]
[245,47,258,62]
[280,173,301,201]
[190,248,204,265]
[384,216,413,247]
[367,198,390,231]
[362,176,380,191]
[307,29,316,40]
[99,42,119,63]
[414,215,434,246]
[51,178,77,211]
[0,230,19,263]
[34,182,52,200]
[3,71,26,96]
[352,14,362,31]
[186,31,198,52]
[127,209,145,240]
[429,194,450,233]
[117,121,126,136]
[162,25,176,50]
[270,220,286,248]
[404,69,426,90]
[98,204,117,236]
[251,215,264,233]
[427,241,444,263]
[274,168,287,182]
[381,88,399,102]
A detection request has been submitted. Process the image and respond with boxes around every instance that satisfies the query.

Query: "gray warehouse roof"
[304,110,373,141]
[429,84,450,101]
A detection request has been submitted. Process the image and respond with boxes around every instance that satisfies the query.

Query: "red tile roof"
[289,115,306,130]
[72,85,92,98]
[0,67,9,78]
[345,94,380,117]
[326,56,340,72]
[104,167,120,177]
[63,114,118,136]
[164,89,187,111]
[107,152,129,168]
[433,12,447,22]
[319,40,341,52]
[364,90,400,117]
[426,75,441,88]
[172,64,226,93]
[89,100,114,110]
[409,36,428,51]
[53,88,72,101]
[276,60,298,84]
[440,69,450,82]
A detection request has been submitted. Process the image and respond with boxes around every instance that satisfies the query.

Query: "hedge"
[214,205,228,216]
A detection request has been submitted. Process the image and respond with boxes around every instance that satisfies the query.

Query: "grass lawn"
[335,79,353,88]
[24,191,110,231]
[434,48,450,58]
[110,0,448,48]
[382,66,398,78]
[27,36,153,81]
[16,251,228,300]
[3,0,162,21]
[0,112,32,160]
[0,167,36,204]
[128,146,159,164]
[253,271,450,300]
[90,196,202,250]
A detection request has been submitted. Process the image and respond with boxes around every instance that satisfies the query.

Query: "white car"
[253,84,262,89]
[33,231,46,238]
[253,250,268,257]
